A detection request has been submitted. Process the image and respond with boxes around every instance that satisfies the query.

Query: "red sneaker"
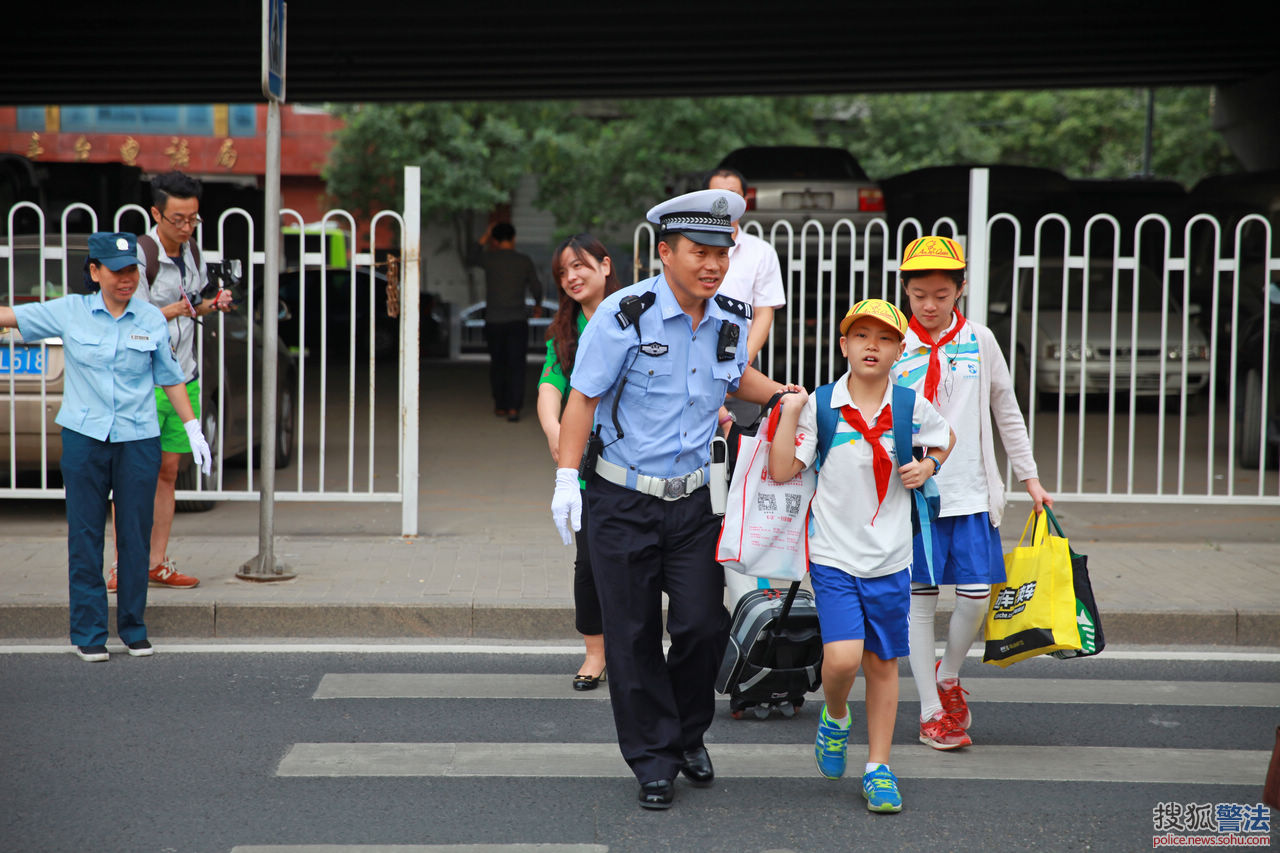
[936,660,972,729]
[919,710,972,750]
[106,564,117,594]
[149,559,200,589]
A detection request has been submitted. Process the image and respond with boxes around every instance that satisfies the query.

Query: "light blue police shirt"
[13,292,185,442]
[570,274,750,486]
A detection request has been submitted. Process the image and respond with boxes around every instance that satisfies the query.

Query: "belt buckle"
[663,477,686,499]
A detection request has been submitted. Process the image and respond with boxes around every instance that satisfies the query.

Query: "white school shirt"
[794,373,951,578]
[897,315,988,517]
[895,315,1040,528]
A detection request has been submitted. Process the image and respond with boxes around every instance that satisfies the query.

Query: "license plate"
[0,344,45,375]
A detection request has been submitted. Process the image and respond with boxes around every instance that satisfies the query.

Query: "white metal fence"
[1,198,421,530]
[633,169,1279,505]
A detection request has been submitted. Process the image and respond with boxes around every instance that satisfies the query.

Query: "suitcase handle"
[760,581,804,662]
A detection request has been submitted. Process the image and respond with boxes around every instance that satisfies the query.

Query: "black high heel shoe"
[573,666,606,691]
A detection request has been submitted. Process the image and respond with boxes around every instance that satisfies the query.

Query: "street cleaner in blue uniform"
[550,189,802,810]
[0,232,212,662]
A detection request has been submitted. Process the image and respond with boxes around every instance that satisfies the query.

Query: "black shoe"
[75,645,109,662]
[506,411,520,422]
[572,666,606,691]
[125,639,154,657]
[638,779,674,810]
[680,746,714,787]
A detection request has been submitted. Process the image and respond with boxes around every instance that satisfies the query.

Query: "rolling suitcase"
[715,581,823,719]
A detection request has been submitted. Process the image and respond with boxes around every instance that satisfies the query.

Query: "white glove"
[551,467,582,546]
[183,419,212,476]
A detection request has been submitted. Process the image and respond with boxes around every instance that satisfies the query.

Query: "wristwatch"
[924,454,942,475]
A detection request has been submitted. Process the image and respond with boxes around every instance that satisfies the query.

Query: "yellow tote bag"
[983,510,1082,667]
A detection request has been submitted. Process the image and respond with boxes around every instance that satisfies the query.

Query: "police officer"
[551,189,800,810]
[0,232,211,662]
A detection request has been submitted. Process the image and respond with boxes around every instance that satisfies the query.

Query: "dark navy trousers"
[61,428,160,647]
[586,477,730,784]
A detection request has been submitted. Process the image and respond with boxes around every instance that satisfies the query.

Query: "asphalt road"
[2,646,1276,853]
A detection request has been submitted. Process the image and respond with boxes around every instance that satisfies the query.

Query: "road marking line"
[313,673,1280,708]
[1,643,1277,662]
[232,840,606,845]
[276,742,1270,786]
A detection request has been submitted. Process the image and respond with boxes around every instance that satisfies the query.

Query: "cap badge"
[116,237,129,251]
[711,197,729,217]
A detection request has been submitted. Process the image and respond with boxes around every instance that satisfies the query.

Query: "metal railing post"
[967,167,991,325]
[400,166,421,537]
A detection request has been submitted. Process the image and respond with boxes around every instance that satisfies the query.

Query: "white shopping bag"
[715,404,816,582]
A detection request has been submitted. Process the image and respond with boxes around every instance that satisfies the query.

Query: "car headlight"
[1167,346,1209,360]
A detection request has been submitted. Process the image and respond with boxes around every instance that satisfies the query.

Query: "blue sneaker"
[862,764,902,813]
[813,704,850,780]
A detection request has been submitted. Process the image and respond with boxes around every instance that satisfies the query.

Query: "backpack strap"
[890,383,917,468]
[892,382,941,583]
[138,234,160,286]
[137,234,201,287]
[814,382,838,472]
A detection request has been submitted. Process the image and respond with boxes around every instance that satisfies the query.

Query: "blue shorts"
[910,511,1006,586]
[809,562,910,659]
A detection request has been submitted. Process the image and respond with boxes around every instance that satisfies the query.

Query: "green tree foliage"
[324,88,1239,241]
[817,88,1237,185]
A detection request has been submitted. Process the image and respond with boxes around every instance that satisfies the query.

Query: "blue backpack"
[813,382,942,583]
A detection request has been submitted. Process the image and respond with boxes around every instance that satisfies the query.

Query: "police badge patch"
[640,342,669,356]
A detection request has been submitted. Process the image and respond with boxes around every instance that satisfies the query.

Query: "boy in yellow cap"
[768,298,955,813]
[893,235,1052,750]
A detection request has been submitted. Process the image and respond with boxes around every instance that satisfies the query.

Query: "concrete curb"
[3,602,1276,646]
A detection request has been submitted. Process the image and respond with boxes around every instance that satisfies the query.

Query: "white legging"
[908,582,990,721]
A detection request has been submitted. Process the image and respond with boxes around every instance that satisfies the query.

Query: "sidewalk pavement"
[3,532,1278,646]
[2,361,1278,646]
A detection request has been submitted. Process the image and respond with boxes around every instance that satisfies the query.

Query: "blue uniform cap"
[646,189,746,248]
[87,232,139,271]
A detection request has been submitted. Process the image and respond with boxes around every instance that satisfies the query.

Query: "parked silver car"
[988,259,1211,410]
[455,298,559,355]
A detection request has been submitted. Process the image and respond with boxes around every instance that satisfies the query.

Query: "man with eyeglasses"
[107,170,231,594]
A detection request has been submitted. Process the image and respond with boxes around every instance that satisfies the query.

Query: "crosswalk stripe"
[231,840,609,845]
[312,674,1280,708]
[276,742,1269,786]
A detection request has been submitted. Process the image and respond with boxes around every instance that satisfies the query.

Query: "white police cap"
[645,189,746,248]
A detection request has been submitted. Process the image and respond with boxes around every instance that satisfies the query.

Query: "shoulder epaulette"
[715,293,752,320]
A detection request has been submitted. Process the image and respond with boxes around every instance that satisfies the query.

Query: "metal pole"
[400,166,421,537]
[239,97,294,580]
[966,167,991,326]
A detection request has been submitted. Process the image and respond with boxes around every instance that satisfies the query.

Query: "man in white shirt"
[707,168,788,605]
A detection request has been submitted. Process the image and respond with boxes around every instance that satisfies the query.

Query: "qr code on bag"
[756,494,778,513]
[785,493,802,515]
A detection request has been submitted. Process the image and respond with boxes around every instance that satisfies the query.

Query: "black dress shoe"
[572,666,606,691]
[638,779,674,810]
[680,746,714,787]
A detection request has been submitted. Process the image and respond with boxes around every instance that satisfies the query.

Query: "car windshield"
[719,148,870,182]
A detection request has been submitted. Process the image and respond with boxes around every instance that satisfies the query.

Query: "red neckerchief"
[839,403,893,525]
[909,310,966,403]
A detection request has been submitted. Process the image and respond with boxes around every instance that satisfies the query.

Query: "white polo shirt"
[794,373,951,578]
[719,230,785,329]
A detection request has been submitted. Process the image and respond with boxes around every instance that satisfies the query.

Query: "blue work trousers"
[586,477,730,784]
[61,428,160,646]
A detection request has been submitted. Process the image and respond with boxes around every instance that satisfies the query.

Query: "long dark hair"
[547,233,622,374]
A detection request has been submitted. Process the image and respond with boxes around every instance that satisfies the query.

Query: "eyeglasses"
[161,213,202,229]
